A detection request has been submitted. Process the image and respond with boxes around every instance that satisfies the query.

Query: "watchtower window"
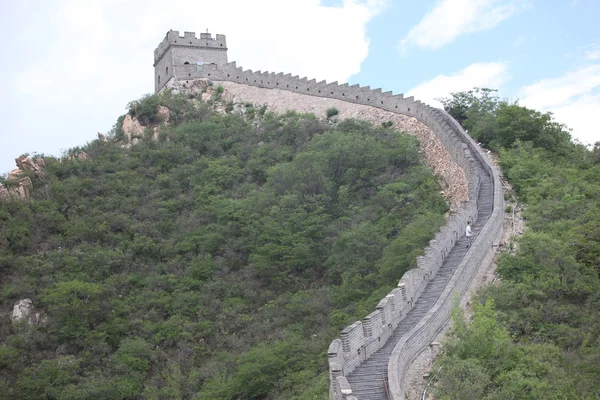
[158,75,161,85]
[184,62,190,65]
[166,66,169,75]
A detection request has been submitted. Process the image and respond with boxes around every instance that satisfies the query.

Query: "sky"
[1,0,599,175]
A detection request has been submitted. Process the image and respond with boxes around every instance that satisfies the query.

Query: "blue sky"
[1,0,599,175]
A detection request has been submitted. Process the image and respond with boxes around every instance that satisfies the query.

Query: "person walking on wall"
[466,222,473,248]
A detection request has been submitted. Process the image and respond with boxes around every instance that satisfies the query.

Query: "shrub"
[127,94,160,125]
[326,107,339,119]
[214,85,225,102]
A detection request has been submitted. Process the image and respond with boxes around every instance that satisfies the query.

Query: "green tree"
[40,280,105,340]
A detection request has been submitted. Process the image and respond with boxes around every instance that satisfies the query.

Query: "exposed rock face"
[122,105,172,145]
[11,298,46,325]
[12,298,33,322]
[0,156,47,201]
[122,113,145,145]
[0,176,33,200]
[13,156,46,180]
[66,151,91,161]
[167,78,211,96]
[157,105,171,123]
[166,79,235,110]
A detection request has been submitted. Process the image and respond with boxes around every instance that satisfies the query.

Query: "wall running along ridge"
[162,62,504,400]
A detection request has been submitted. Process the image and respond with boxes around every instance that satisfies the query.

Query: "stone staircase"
[346,147,494,400]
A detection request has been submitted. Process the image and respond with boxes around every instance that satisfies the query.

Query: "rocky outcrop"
[166,79,236,114]
[11,156,46,180]
[0,156,46,201]
[122,105,172,145]
[11,298,46,325]
[67,151,91,161]
[0,176,32,200]
[122,114,146,145]
[157,105,171,123]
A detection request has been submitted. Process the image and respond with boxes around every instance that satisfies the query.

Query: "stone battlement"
[154,30,227,65]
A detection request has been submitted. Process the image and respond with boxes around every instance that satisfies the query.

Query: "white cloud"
[584,44,600,61]
[518,65,600,146]
[3,0,386,174]
[16,0,386,99]
[407,62,510,107]
[399,0,530,52]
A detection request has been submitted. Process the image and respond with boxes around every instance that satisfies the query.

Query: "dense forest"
[0,92,449,399]
[433,89,600,399]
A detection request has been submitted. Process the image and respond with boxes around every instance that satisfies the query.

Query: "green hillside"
[0,92,448,399]
[432,89,600,399]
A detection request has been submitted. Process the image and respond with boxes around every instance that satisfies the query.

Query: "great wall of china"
[154,30,505,400]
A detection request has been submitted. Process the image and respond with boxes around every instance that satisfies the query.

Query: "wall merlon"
[336,377,352,396]
[328,339,342,357]
[362,311,380,336]
[341,321,362,336]
[154,30,228,65]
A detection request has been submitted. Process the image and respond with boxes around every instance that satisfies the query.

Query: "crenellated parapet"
[154,30,227,65]
[166,62,437,122]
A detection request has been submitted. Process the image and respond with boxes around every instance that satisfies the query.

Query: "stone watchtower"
[154,30,228,93]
